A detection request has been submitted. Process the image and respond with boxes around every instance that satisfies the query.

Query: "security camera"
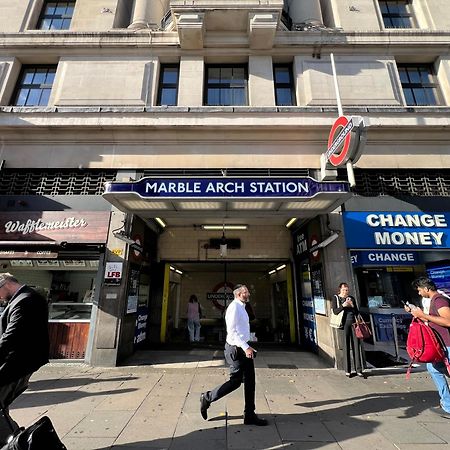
[113,231,135,246]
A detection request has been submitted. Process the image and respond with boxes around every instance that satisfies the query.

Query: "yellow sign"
[111,249,123,256]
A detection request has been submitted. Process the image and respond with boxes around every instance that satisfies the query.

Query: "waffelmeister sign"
[0,211,111,243]
[104,177,349,199]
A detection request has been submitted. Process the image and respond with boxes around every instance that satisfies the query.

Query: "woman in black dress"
[332,282,364,377]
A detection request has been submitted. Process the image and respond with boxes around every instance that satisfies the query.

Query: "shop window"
[37,1,75,30]
[273,64,296,106]
[157,64,179,106]
[355,267,419,309]
[397,64,442,106]
[11,65,57,106]
[204,65,248,106]
[379,1,414,29]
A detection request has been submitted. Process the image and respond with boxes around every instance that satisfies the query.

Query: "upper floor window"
[379,1,414,29]
[37,1,75,30]
[273,64,296,106]
[397,64,442,106]
[205,65,247,106]
[11,66,56,106]
[157,64,179,106]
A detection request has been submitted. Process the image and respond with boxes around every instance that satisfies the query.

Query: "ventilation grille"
[141,168,312,177]
[347,170,450,197]
[0,170,117,195]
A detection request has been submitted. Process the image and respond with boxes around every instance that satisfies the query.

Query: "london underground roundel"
[326,116,364,167]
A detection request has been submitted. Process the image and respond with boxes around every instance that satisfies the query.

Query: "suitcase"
[1,408,66,450]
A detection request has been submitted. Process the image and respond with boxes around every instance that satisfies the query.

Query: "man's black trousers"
[205,343,255,415]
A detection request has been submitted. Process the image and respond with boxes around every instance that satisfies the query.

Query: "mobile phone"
[253,349,257,358]
[401,300,410,307]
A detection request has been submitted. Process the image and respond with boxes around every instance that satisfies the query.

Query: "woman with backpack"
[332,282,365,378]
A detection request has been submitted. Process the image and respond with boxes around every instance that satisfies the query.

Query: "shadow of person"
[91,390,437,450]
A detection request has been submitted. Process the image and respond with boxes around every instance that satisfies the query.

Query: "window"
[379,1,414,29]
[273,64,296,106]
[397,64,442,106]
[37,1,75,30]
[205,65,247,106]
[11,66,56,106]
[157,65,179,106]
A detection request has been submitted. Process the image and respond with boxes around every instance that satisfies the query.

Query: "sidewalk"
[9,348,450,449]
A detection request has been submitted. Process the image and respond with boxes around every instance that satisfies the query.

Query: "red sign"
[326,116,364,167]
[0,211,111,244]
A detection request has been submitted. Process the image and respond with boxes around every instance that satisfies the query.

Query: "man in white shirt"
[200,284,267,426]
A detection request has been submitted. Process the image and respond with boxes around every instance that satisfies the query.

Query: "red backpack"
[406,317,450,379]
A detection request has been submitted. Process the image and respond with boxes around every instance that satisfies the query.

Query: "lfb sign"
[105,262,123,284]
[326,116,365,167]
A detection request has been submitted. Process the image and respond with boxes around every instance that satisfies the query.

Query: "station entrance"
[162,261,293,346]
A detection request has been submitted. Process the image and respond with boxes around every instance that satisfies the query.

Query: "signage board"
[326,116,365,167]
[104,262,123,285]
[0,250,58,259]
[343,212,450,249]
[351,250,420,266]
[0,211,111,244]
[104,177,349,199]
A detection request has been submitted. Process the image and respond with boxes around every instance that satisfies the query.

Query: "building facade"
[0,0,449,368]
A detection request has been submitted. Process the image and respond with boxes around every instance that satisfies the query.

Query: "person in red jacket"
[0,273,49,445]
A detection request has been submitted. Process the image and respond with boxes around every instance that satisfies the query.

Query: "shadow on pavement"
[92,390,438,449]
[28,376,139,391]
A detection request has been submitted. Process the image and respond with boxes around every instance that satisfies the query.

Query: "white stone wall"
[0,0,32,32]
[295,55,402,106]
[53,57,156,106]
[70,0,121,31]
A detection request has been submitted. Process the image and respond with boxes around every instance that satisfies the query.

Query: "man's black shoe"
[200,392,210,420]
[244,414,268,426]
[430,406,450,419]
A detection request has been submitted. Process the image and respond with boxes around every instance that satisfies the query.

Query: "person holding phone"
[332,282,365,378]
[200,284,267,426]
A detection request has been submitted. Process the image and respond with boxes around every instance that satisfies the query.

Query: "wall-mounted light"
[175,269,183,275]
[202,224,248,230]
[268,269,276,275]
[155,217,167,228]
[276,264,286,271]
[169,265,183,275]
[285,218,297,228]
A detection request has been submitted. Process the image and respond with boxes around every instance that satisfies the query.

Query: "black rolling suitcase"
[1,407,66,450]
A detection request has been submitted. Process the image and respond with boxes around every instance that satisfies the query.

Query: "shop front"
[0,210,111,359]
[343,211,450,362]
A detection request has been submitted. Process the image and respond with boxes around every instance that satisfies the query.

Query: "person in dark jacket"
[332,282,364,378]
[0,273,50,445]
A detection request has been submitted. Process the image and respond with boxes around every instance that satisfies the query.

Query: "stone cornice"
[0,30,450,52]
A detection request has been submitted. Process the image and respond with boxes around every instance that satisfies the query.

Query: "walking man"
[409,277,450,418]
[0,273,50,444]
[200,284,267,426]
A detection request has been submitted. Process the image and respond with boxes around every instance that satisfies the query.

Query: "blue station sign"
[343,212,450,249]
[104,177,349,199]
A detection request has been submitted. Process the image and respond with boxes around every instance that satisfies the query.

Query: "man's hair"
[411,277,437,291]
[233,284,247,295]
[0,273,17,288]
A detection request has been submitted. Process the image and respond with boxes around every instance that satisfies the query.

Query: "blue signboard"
[372,313,411,342]
[351,250,419,266]
[301,297,317,351]
[427,263,450,297]
[105,177,349,199]
[343,212,450,249]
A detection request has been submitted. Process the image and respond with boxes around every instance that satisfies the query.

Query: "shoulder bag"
[352,314,372,339]
[330,295,344,329]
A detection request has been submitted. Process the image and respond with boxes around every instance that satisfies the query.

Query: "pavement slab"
[7,351,450,449]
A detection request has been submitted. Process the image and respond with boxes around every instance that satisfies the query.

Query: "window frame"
[273,64,296,106]
[10,65,57,107]
[36,0,76,31]
[397,63,443,106]
[378,0,415,29]
[156,64,180,106]
[204,64,248,106]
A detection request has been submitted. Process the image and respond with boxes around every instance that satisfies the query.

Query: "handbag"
[330,296,344,329]
[1,412,66,450]
[352,314,372,339]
